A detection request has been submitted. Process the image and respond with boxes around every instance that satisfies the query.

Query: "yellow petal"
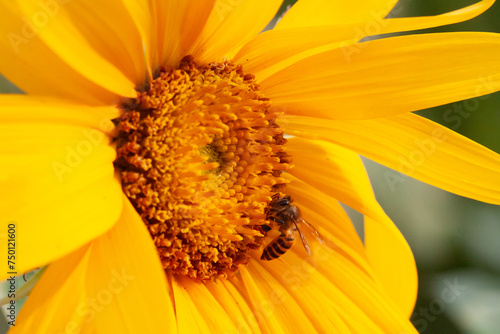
[0,95,121,125]
[237,263,318,333]
[275,0,398,28]
[378,0,494,36]
[16,0,138,96]
[287,137,380,218]
[0,97,122,277]
[235,24,364,77]
[283,136,417,316]
[0,2,134,104]
[262,32,500,120]
[9,246,93,334]
[119,0,156,79]
[282,113,500,205]
[188,0,282,64]
[236,0,494,79]
[243,258,350,333]
[86,197,176,333]
[171,276,212,333]
[66,0,153,84]
[364,215,418,315]
[205,279,261,334]
[364,213,418,319]
[12,196,176,333]
[247,245,417,333]
[153,0,216,68]
[173,276,243,333]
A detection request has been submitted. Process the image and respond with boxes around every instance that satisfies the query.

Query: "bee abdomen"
[260,237,293,260]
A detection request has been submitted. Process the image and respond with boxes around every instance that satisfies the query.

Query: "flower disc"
[115,57,291,280]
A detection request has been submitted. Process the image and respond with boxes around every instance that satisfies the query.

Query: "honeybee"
[261,193,325,260]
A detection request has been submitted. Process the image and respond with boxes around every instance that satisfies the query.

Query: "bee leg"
[267,216,278,223]
[271,217,286,225]
[265,210,278,220]
[261,225,272,232]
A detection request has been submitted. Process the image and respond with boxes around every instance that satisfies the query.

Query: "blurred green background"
[1,1,499,333]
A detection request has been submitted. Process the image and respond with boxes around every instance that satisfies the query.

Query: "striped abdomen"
[260,236,294,260]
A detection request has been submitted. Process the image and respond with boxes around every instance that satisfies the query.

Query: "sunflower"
[1,0,500,332]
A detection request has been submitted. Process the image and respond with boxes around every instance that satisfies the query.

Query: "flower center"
[114,56,291,280]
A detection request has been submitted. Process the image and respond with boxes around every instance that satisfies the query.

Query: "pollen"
[114,56,292,281]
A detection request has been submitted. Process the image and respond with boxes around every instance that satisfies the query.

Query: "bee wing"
[298,217,325,245]
[294,221,311,256]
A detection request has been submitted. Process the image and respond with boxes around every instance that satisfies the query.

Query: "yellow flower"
[1,0,500,333]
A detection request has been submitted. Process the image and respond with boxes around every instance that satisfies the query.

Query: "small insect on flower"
[261,193,325,260]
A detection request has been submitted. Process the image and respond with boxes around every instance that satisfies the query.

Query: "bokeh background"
[1,1,499,333]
